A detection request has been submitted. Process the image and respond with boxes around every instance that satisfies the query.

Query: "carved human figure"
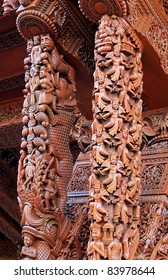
[103,44,126,81]
[110,15,125,44]
[102,154,123,193]
[129,52,143,90]
[95,14,113,53]
[129,119,142,146]
[117,126,135,167]
[107,224,124,260]
[88,182,110,223]
[23,143,35,189]
[118,72,134,113]
[94,70,110,108]
[104,98,125,136]
[21,233,37,260]
[38,66,57,112]
[92,126,108,165]
[87,225,105,260]
[41,168,57,211]
[112,182,133,224]
[31,36,42,65]
[27,38,33,56]
[127,173,140,198]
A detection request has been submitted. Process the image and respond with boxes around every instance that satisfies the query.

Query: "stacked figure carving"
[17,33,76,259]
[87,15,143,260]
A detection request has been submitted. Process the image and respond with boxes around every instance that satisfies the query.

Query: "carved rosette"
[16,2,77,260]
[16,1,59,41]
[78,0,128,23]
[87,15,143,260]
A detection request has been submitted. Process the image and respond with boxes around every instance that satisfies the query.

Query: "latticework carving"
[87,14,143,260]
[126,0,168,74]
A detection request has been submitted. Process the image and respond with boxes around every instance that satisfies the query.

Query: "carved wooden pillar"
[16,1,76,260]
[79,1,143,260]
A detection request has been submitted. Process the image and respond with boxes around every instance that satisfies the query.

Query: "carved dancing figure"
[118,72,134,113]
[88,182,110,223]
[112,182,133,224]
[104,98,125,136]
[117,127,135,167]
[102,153,123,193]
[103,44,126,81]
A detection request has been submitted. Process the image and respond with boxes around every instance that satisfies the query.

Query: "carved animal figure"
[40,34,76,91]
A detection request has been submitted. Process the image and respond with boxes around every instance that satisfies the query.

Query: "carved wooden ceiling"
[0,0,167,259]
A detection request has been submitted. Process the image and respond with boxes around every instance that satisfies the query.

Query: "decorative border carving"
[0,29,24,52]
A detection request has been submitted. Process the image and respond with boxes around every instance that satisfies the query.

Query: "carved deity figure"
[87,225,105,260]
[102,153,123,193]
[41,168,57,211]
[38,66,57,112]
[107,224,124,260]
[117,126,135,167]
[89,182,110,223]
[95,14,113,53]
[104,98,125,136]
[23,143,35,189]
[113,182,133,224]
[103,44,126,81]
[31,36,42,65]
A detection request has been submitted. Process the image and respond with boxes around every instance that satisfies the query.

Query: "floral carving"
[136,202,168,260]
[141,163,165,185]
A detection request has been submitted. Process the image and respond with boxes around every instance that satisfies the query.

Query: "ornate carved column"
[79,1,143,260]
[16,1,76,259]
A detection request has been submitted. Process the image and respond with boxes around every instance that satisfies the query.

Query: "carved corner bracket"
[16,1,59,42]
